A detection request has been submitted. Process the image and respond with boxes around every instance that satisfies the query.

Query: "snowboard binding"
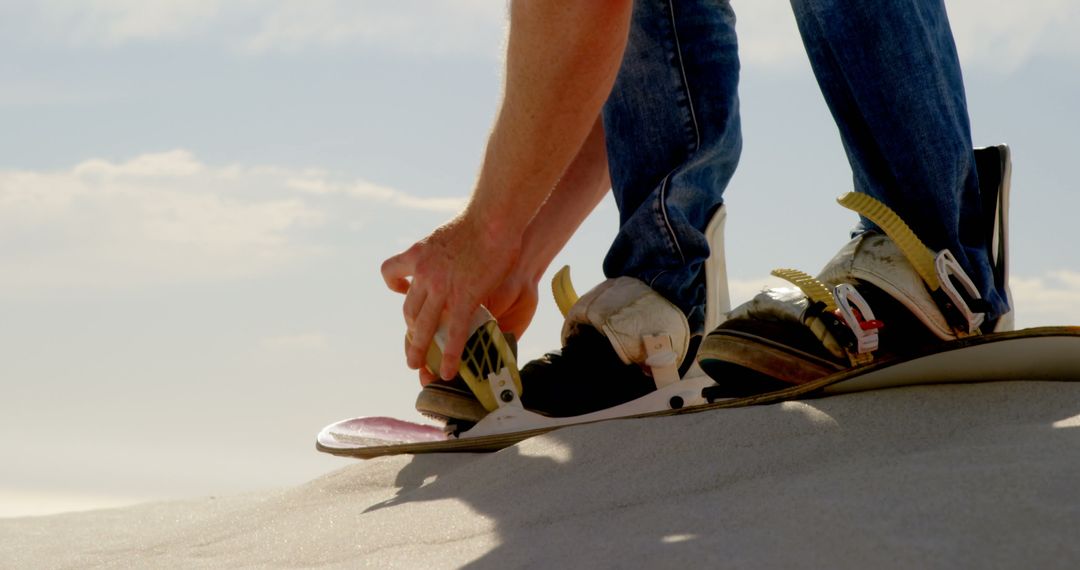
[415,204,732,437]
[317,144,1080,459]
[423,144,1014,430]
[412,305,523,434]
[698,144,1014,392]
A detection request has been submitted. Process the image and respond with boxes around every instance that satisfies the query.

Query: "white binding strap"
[934,250,986,334]
[643,334,680,388]
[704,205,730,331]
[832,283,883,356]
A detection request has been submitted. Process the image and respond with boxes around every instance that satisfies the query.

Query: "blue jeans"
[601,0,1010,332]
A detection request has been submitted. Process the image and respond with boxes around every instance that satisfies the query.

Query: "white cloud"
[20,0,1080,69]
[287,177,466,213]
[0,151,322,290]
[73,149,206,177]
[948,0,1080,70]
[240,0,507,57]
[0,150,463,291]
[26,0,507,59]
[34,0,222,45]
[1009,271,1080,328]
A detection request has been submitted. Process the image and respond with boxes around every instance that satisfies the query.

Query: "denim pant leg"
[602,0,742,333]
[790,0,1009,319]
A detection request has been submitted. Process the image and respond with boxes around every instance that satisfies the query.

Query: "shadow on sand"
[350,380,1080,568]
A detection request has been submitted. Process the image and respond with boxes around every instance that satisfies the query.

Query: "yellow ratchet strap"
[836,192,940,291]
[770,268,850,362]
[417,314,522,413]
[551,265,579,318]
[771,268,838,312]
[837,192,987,337]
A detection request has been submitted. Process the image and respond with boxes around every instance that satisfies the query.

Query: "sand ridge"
[3,380,1079,569]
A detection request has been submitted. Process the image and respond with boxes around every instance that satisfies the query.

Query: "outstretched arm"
[381,0,632,380]
[414,118,611,386]
[483,116,612,340]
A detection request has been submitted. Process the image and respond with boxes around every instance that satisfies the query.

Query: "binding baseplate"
[439,205,731,439]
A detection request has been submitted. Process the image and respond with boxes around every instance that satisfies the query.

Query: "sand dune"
[3,380,1079,569]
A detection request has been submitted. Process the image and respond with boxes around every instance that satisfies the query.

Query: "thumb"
[380,250,416,294]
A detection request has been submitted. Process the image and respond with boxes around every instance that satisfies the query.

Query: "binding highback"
[703,204,731,332]
[974,144,1013,332]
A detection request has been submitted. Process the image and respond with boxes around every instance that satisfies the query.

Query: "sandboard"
[316,326,1080,459]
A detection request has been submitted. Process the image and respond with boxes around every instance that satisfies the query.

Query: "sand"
[3,380,1079,569]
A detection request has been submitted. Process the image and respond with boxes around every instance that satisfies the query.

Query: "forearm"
[465,0,631,243]
[381,0,631,378]
[518,117,611,282]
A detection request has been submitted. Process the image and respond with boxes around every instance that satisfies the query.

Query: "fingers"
[492,288,538,340]
[440,302,476,380]
[407,291,445,370]
[380,250,415,294]
[418,367,439,386]
[499,305,534,340]
[385,276,410,295]
[401,285,428,365]
[402,285,428,330]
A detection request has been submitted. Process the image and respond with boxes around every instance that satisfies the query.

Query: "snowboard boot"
[415,270,700,423]
[414,333,518,425]
[418,203,730,425]
[511,203,727,417]
[698,145,1012,396]
[412,307,523,426]
[518,274,700,417]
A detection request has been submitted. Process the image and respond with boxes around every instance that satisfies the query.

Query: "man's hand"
[381,0,630,383]
[483,268,540,341]
[381,214,521,381]
[406,265,539,387]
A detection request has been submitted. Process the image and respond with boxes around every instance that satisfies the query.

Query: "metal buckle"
[832,283,884,355]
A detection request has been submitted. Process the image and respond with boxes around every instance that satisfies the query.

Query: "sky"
[2,0,1079,518]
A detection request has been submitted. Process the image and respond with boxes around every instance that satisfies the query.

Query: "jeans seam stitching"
[667,0,701,154]
[657,0,694,268]
[648,269,668,290]
[659,173,686,265]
